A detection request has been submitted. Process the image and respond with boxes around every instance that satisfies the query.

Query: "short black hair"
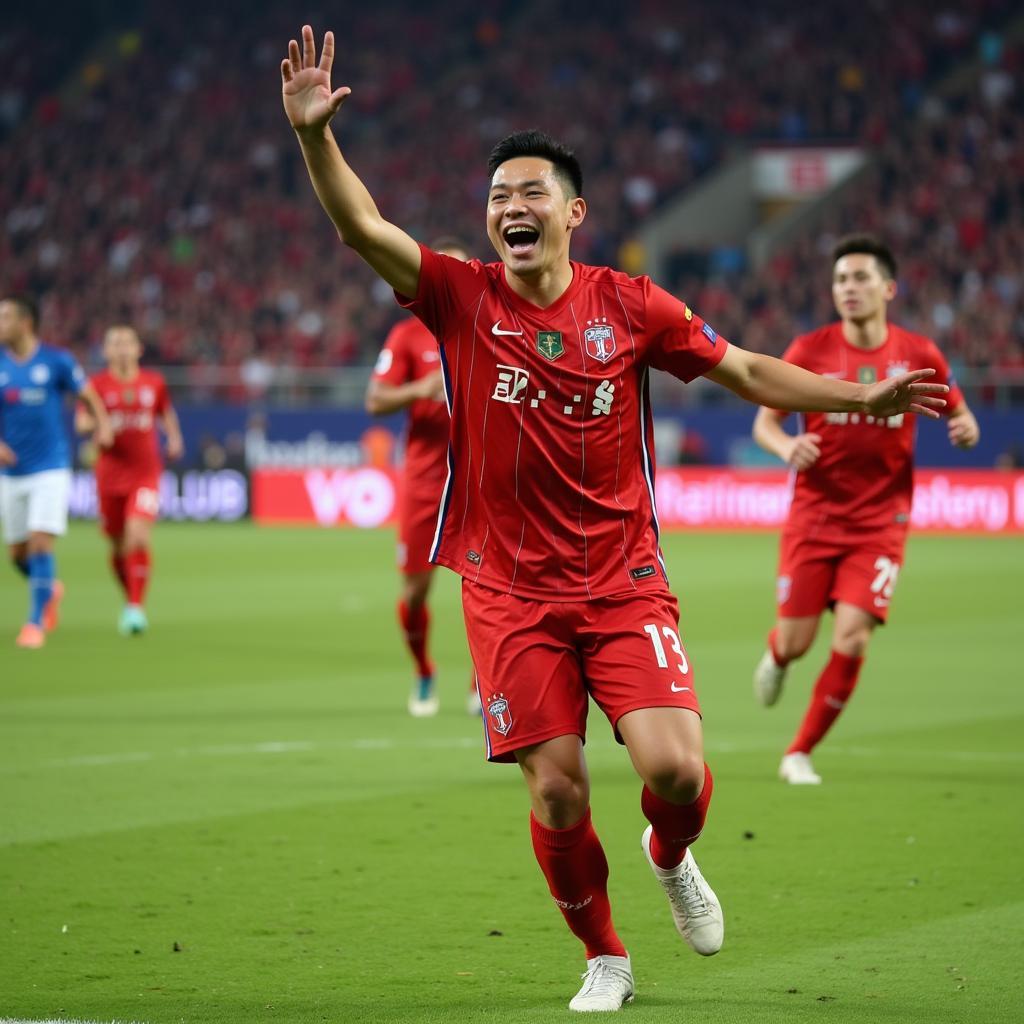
[487,129,583,200]
[428,236,470,256]
[832,234,897,280]
[0,294,40,328]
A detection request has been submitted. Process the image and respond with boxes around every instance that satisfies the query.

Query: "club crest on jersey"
[536,331,564,362]
[584,318,616,362]
[857,366,878,385]
[487,693,514,736]
[30,364,50,385]
[886,361,909,379]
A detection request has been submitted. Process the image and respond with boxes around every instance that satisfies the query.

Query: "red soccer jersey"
[779,322,964,541]
[90,369,170,493]
[371,316,450,498]
[399,245,727,600]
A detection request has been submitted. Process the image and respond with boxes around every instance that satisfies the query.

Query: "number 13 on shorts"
[643,623,689,675]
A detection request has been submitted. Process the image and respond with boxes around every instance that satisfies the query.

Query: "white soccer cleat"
[642,826,723,956]
[569,954,634,1012]
[408,676,440,718]
[753,649,787,707]
[779,752,822,785]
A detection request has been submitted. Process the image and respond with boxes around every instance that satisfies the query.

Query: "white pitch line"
[0,1019,148,1023]
[16,736,1024,774]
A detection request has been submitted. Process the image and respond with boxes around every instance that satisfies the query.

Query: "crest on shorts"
[487,693,514,736]
[584,318,616,362]
[536,331,564,362]
[777,574,792,605]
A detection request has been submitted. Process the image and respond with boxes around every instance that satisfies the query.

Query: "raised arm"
[281,26,421,297]
[707,345,947,419]
[161,403,185,461]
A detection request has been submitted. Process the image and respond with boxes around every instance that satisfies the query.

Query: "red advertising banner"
[251,467,1024,533]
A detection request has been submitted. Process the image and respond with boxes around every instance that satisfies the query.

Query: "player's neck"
[110,364,140,382]
[841,315,888,351]
[8,335,39,361]
[503,260,574,309]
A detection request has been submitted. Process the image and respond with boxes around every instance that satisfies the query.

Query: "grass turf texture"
[1,524,1022,1024]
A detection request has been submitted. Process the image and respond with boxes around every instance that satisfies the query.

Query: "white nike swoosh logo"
[670,683,691,693]
[491,320,524,336]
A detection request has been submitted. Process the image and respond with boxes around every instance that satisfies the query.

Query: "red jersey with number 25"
[90,369,170,494]
[780,322,963,542]
[398,244,727,601]
[371,317,450,499]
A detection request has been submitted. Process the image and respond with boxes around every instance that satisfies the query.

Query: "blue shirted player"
[0,295,112,648]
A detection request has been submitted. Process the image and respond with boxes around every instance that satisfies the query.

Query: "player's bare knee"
[402,575,430,610]
[835,629,871,659]
[530,772,589,827]
[644,753,704,805]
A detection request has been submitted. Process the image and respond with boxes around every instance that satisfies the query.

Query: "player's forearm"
[74,409,96,435]
[717,352,868,413]
[296,128,383,243]
[365,381,420,416]
[80,388,112,431]
[295,128,421,296]
[751,409,793,460]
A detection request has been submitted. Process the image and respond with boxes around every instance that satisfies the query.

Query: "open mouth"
[503,224,540,256]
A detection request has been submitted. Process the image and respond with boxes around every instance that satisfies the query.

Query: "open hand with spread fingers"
[281,25,351,136]
[862,368,948,419]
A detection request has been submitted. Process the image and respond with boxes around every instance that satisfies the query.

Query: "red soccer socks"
[641,763,714,870]
[530,808,627,960]
[397,600,434,679]
[787,649,863,754]
[125,548,151,607]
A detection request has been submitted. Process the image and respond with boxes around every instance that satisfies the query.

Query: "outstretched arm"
[282,26,421,297]
[707,346,947,419]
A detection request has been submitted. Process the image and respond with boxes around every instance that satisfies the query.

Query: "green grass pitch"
[1,524,1022,1023]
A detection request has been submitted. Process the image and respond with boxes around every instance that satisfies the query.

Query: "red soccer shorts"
[461,580,702,763]
[98,481,161,539]
[776,529,907,624]
[397,486,441,576]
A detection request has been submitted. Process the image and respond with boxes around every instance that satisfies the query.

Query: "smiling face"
[832,253,897,324]
[486,157,586,281]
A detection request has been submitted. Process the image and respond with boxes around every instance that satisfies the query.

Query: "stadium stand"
[1,0,1020,385]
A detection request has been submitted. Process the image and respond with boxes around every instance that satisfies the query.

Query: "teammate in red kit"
[365,239,483,718]
[76,325,184,635]
[282,29,948,1011]
[751,235,980,785]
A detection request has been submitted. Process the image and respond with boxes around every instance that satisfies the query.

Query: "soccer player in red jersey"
[76,325,184,635]
[282,29,947,1010]
[365,239,483,718]
[751,235,980,786]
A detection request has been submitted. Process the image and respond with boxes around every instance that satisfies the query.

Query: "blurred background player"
[365,238,482,718]
[751,235,980,785]
[76,325,183,635]
[0,295,113,648]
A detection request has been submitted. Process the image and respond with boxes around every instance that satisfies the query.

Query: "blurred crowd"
[1,0,1020,393]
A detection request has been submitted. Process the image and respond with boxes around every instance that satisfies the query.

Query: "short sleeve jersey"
[0,343,85,476]
[370,317,450,499]
[780,322,964,541]
[89,369,170,493]
[398,245,727,600]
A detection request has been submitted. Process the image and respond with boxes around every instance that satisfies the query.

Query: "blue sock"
[27,551,55,627]
[13,558,30,578]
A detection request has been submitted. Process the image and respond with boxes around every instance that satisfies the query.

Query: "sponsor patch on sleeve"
[701,322,718,345]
